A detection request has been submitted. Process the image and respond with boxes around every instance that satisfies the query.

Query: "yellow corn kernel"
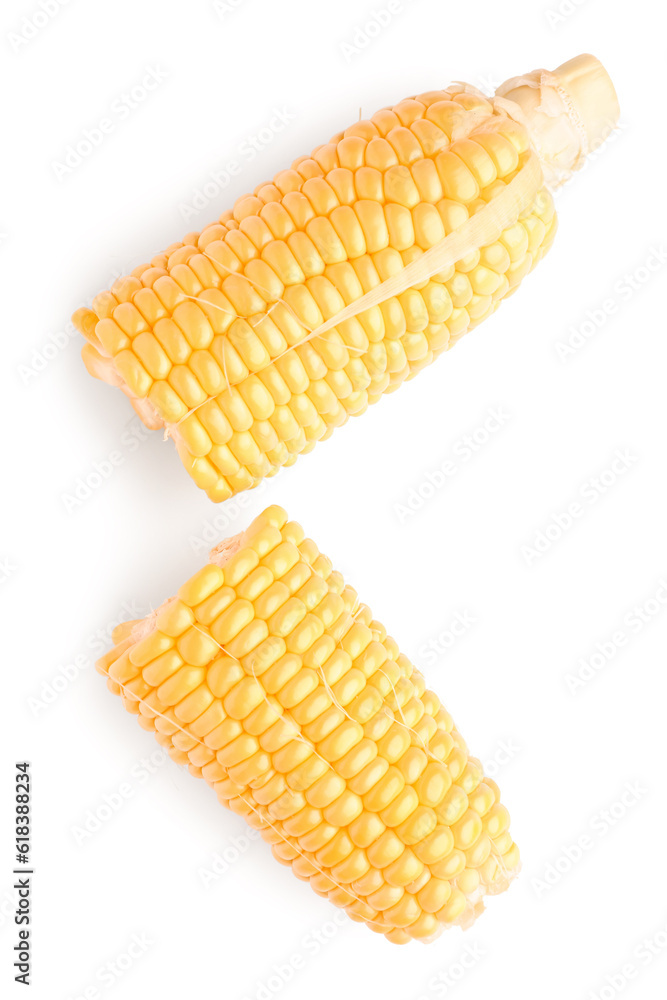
[95,507,520,943]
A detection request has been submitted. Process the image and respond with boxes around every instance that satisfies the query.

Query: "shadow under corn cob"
[98,506,518,943]
[74,56,618,502]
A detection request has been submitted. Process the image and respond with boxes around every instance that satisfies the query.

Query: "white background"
[2,0,667,997]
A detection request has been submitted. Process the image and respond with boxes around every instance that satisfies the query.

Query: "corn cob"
[98,506,519,943]
[74,55,618,502]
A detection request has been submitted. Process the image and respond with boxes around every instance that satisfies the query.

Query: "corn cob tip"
[551,54,620,147]
[496,53,619,186]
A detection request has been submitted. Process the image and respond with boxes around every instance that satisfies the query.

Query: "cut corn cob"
[74,55,618,502]
[98,506,519,943]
